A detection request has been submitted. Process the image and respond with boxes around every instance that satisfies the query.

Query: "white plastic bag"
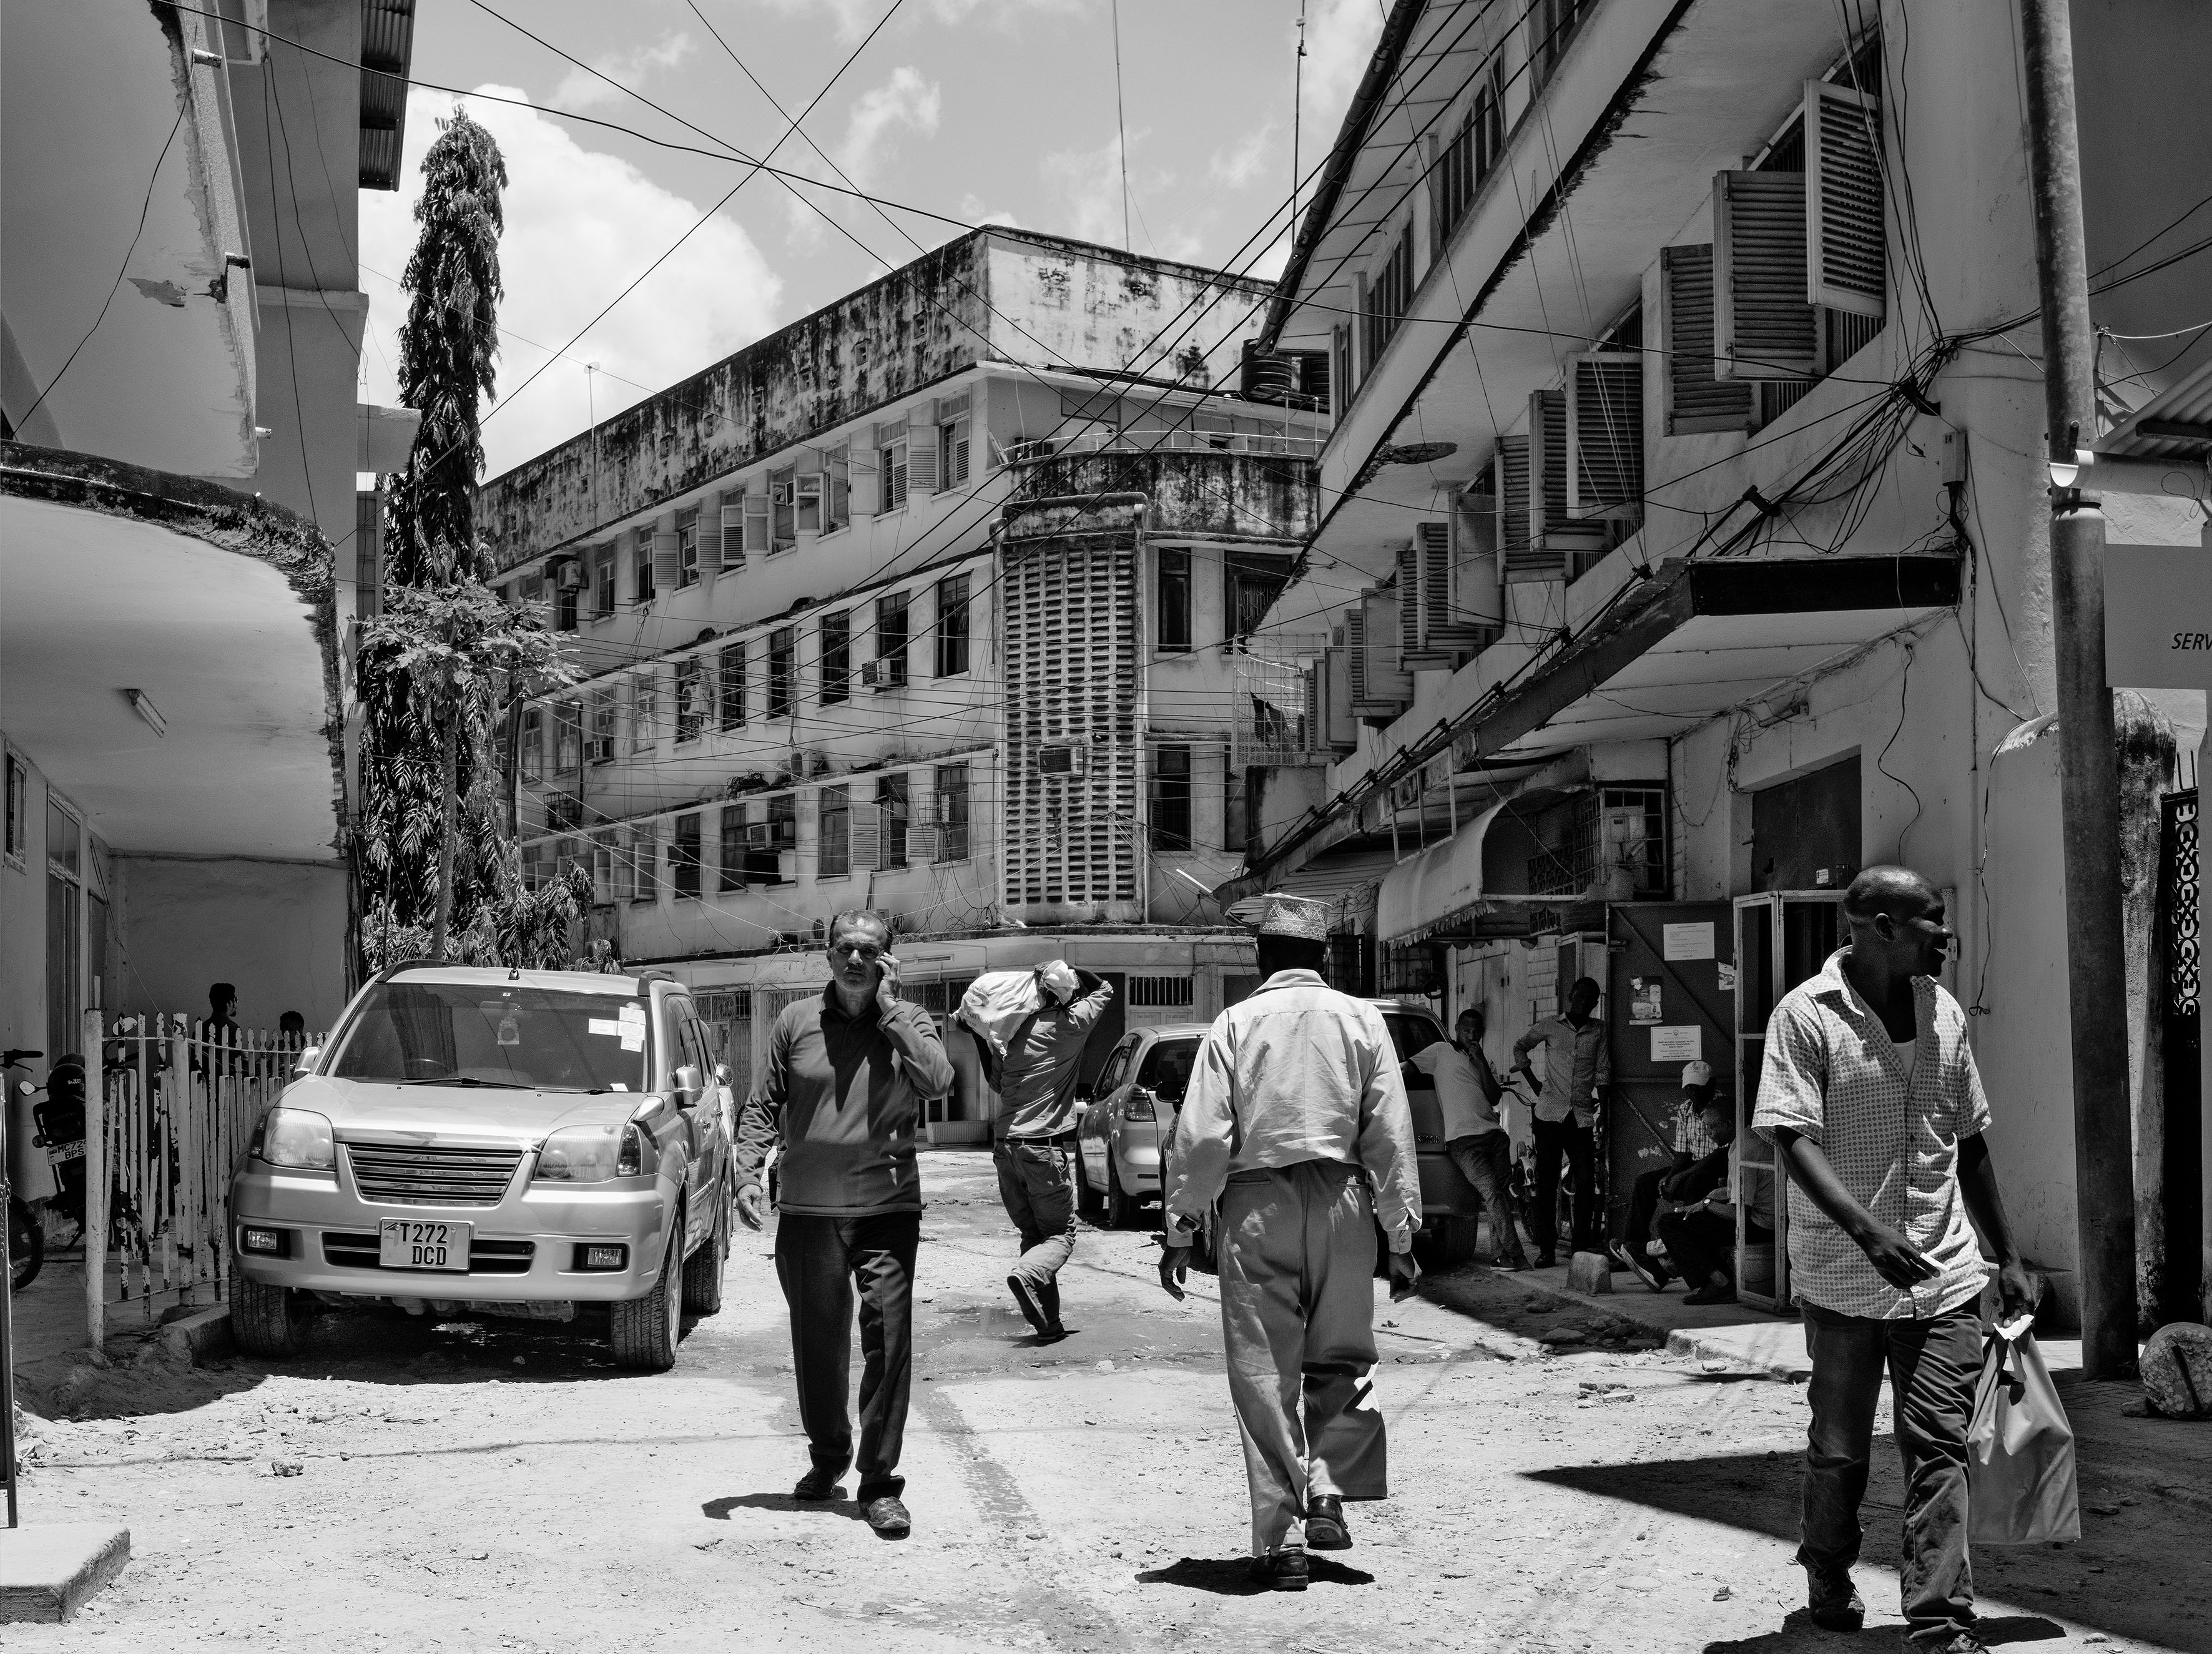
[956,970,1046,1061]
[1966,1319,2080,1545]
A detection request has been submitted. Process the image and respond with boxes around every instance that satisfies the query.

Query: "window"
[877,774,910,870]
[5,753,27,859]
[820,610,850,705]
[824,446,850,533]
[1530,0,1591,92]
[677,508,700,588]
[1129,978,1197,1010]
[934,574,969,677]
[935,763,970,862]
[718,641,745,729]
[594,548,616,617]
[588,690,616,764]
[1225,553,1294,651]
[520,708,544,783]
[675,657,705,742]
[1157,548,1191,652]
[1433,69,1504,245]
[880,437,910,510]
[771,466,797,551]
[631,671,659,752]
[672,813,702,898]
[765,793,796,881]
[718,804,747,892]
[875,591,908,687]
[556,582,579,633]
[629,826,658,902]
[633,536,655,605]
[818,786,850,879]
[1149,746,1192,850]
[1360,224,1415,375]
[767,627,795,717]
[939,411,971,490]
[796,471,823,534]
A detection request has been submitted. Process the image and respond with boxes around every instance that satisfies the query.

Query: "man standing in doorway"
[734,910,955,1539]
[1756,867,2031,1651]
[971,960,1116,1342]
[1512,976,1609,1267]
[1405,1008,1529,1269]
[1160,895,1422,1591]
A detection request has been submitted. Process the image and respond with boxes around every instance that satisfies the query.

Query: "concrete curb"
[0,1524,130,1623]
[152,1306,232,1365]
[1507,1272,1813,1381]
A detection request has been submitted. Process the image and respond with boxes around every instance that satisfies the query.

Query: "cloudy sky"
[358,0,1385,480]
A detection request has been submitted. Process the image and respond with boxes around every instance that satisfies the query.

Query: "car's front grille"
[321,1233,536,1274]
[344,1141,523,1207]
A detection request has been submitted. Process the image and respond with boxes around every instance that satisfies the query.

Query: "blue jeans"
[1799,1298,1982,1642]
[773,1211,920,1500]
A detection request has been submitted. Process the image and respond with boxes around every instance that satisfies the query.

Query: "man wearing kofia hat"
[1159,894,1422,1592]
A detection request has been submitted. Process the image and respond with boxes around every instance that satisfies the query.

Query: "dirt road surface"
[7,1151,2205,1652]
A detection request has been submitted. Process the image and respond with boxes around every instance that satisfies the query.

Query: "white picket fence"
[79,1011,320,1343]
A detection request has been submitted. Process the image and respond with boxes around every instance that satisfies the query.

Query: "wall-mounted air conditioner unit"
[744,822,772,846]
[551,557,586,591]
[587,737,615,763]
[859,661,882,687]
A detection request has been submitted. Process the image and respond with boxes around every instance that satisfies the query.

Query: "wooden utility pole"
[2018,0,2136,1378]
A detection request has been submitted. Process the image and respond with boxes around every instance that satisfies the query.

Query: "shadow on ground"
[1531,1451,2204,1651]
[1703,1611,2067,1651]
[703,1493,870,1524]
[1136,1554,1375,1595]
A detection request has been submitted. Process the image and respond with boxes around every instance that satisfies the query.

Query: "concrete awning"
[1377,800,1510,942]
[0,443,342,861]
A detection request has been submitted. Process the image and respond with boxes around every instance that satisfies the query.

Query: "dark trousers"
[773,1211,920,1500]
[1530,1116,1598,1256]
[1444,1132,1527,1262]
[1799,1299,1982,1643]
[1653,1206,1771,1287]
[1623,1163,1681,1266]
[993,1137,1076,1312]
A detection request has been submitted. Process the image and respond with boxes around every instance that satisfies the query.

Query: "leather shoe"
[1247,1548,1308,1592]
[865,1494,912,1538]
[1804,1567,1864,1632]
[793,1466,843,1501]
[1915,1633,1987,1654]
[1305,1495,1351,1550]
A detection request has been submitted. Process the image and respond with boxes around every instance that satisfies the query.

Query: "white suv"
[227,962,732,1370]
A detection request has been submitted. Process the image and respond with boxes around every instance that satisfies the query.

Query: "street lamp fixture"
[125,688,167,738]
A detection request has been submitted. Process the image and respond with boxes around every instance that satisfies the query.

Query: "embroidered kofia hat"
[1251,893,1331,941]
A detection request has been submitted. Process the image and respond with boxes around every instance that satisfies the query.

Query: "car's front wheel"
[682,1191,727,1317]
[611,1229,681,1371]
[231,1271,302,1358]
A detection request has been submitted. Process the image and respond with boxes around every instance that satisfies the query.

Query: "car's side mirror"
[672,1063,704,1108]
[294,1046,321,1076]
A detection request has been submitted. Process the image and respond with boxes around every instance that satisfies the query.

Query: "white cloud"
[1300,0,1389,144]
[360,86,783,480]
[757,0,1081,43]
[548,32,694,113]
[837,66,941,180]
[1040,132,1131,248]
[957,192,1020,229]
[1210,120,1277,189]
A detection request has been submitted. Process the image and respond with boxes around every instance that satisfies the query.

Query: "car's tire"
[682,1189,727,1317]
[611,1229,682,1371]
[1103,1156,1136,1229]
[1415,1216,1482,1270]
[231,1271,301,1359]
[1075,1151,1105,1221]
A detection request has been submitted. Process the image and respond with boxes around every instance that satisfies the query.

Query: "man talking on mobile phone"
[1158,894,1421,1592]
[733,909,953,1540]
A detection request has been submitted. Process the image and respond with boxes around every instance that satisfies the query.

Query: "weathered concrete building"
[1232,0,2211,1322]
[484,229,1327,1133]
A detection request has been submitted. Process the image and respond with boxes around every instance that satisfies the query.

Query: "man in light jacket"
[1159,894,1422,1592]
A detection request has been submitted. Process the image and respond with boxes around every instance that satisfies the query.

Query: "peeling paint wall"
[1013,451,1317,542]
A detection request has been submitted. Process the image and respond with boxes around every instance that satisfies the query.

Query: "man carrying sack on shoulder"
[1159,894,1422,1592]
[1754,867,2032,1652]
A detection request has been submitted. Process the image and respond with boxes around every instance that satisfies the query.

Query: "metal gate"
[2157,789,2201,1323]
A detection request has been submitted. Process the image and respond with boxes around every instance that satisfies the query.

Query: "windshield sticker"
[617,1004,647,1050]
[587,1018,622,1036]
[497,1015,523,1047]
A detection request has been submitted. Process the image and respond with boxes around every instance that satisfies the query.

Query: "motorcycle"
[3,1048,46,1292]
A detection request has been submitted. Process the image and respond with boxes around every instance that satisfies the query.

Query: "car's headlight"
[534,1123,645,1183]
[260,1107,335,1171]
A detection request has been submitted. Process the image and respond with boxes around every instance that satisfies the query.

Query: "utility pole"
[2018,0,2135,1379]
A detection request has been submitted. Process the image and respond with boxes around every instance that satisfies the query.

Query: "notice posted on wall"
[1630,980,1663,1025]
[1662,921,1716,962]
[1650,1025,1703,1063]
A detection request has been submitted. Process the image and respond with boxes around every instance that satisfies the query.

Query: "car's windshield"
[325,982,651,1092]
[1380,1012,1443,1063]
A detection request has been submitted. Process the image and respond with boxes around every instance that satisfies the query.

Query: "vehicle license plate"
[380,1218,471,1271]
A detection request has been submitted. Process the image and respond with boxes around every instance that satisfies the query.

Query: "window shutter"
[1566,351,1644,518]
[1661,245,1754,433]
[651,531,682,591]
[905,404,939,495]
[1495,435,1536,578]
[1395,540,1423,666]
[1355,590,1412,714]
[1713,170,1817,380]
[849,448,880,517]
[720,503,746,568]
[850,800,881,872]
[1345,604,1370,704]
[741,491,772,555]
[908,789,936,864]
[1418,519,1487,651]
[1805,81,1884,320]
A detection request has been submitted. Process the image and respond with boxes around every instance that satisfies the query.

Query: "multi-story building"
[481,229,1327,1133]
[2,0,417,1051]
[1230,0,2210,1320]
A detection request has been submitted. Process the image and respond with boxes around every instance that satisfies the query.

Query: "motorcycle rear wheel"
[8,1196,43,1292]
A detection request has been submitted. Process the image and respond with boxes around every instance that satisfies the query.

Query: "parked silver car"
[227,963,732,1371]
[1076,1024,1206,1228]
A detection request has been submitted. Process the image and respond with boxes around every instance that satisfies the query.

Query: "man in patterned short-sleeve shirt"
[1754,867,2030,1653]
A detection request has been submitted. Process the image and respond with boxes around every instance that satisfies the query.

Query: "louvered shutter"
[1345,606,1370,704]
[1661,245,1754,433]
[1418,519,1485,651]
[1495,436,1535,579]
[1303,666,1321,752]
[850,800,881,872]
[651,531,681,591]
[591,837,613,905]
[1395,541,1423,666]
[720,503,746,568]
[1805,81,1884,320]
[1355,591,1412,714]
[905,403,939,496]
[1530,389,1566,544]
[1714,170,1817,380]
[1566,352,1644,518]
[849,447,880,517]
[1450,490,1500,641]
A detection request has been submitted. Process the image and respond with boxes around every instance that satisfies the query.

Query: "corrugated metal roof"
[359,1,416,191]
[2102,360,2212,463]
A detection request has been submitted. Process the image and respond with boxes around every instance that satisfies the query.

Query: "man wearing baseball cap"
[1613,1060,1722,1290]
[1159,893,1421,1591]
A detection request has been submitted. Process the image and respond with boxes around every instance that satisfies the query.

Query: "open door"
[1604,903,1734,1250]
